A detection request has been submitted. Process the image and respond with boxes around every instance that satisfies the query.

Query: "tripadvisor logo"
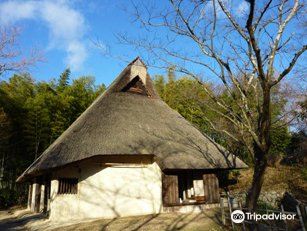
[231,210,245,223]
[231,209,296,223]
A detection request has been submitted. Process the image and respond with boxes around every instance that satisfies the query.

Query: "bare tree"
[118,0,306,211]
[0,26,43,76]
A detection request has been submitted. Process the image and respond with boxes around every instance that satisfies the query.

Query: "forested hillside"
[154,69,303,165]
[0,70,105,207]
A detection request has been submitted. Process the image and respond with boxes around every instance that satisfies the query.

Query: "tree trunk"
[246,146,268,211]
[246,84,271,212]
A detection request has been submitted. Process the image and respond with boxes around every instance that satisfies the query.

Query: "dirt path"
[50,211,226,231]
[0,208,227,231]
[0,209,47,230]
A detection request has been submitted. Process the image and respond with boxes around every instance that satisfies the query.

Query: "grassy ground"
[0,208,229,231]
[229,165,307,202]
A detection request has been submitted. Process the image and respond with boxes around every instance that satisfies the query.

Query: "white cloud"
[0,1,37,24]
[40,1,85,41]
[0,0,88,71]
[66,40,87,71]
[201,0,249,19]
[201,1,226,19]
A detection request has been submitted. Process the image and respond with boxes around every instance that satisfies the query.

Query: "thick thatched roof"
[17,57,247,182]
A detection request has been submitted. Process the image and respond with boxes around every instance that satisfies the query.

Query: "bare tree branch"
[271,44,307,86]
[115,0,306,210]
[0,27,43,76]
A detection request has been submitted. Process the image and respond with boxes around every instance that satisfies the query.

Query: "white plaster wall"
[130,62,147,84]
[30,183,39,212]
[50,180,59,201]
[39,185,45,212]
[49,162,162,221]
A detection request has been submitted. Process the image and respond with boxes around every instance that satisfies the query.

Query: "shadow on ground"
[49,209,227,231]
[0,210,47,230]
[0,208,229,231]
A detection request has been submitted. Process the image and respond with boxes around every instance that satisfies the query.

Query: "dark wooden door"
[162,174,179,205]
[203,173,220,203]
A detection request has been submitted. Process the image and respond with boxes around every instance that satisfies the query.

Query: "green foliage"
[256,199,278,212]
[301,167,307,181]
[153,72,252,163]
[57,68,71,92]
[154,75,165,97]
[0,188,17,208]
[284,131,306,165]
[153,70,293,166]
[24,96,51,159]
[269,126,291,157]
[154,70,215,134]
[230,170,241,179]
[0,71,105,208]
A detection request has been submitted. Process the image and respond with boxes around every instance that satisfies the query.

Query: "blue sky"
[0,0,305,88]
[0,0,158,86]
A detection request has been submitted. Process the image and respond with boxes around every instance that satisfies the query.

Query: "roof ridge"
[128,56,147,68]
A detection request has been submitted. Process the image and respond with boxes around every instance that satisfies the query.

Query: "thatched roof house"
[18,58,247,221]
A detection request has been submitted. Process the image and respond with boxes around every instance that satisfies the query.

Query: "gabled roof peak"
[128,57,147,69]
[102,57,159,98]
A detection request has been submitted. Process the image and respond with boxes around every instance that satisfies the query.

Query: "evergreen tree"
[0,70,104,208]
[57,68,71,92]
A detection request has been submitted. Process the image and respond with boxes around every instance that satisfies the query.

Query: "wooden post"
[30,183,36,212]
[27,184,32,210]
[31,183,41,213]
[227,192,235,230]
[43,180,51,213]
[39,185,45,212]
[297,205,306,231]
[239,200,246,231]
[281,205,288,231]
[34,183,41,213]
[220,197,226,225]
[266,204,272,230]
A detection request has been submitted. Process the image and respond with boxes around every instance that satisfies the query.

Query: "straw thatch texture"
[17,58,247,182]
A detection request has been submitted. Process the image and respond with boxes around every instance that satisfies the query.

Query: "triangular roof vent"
[121,76,150,96]
[102,57,159,98]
